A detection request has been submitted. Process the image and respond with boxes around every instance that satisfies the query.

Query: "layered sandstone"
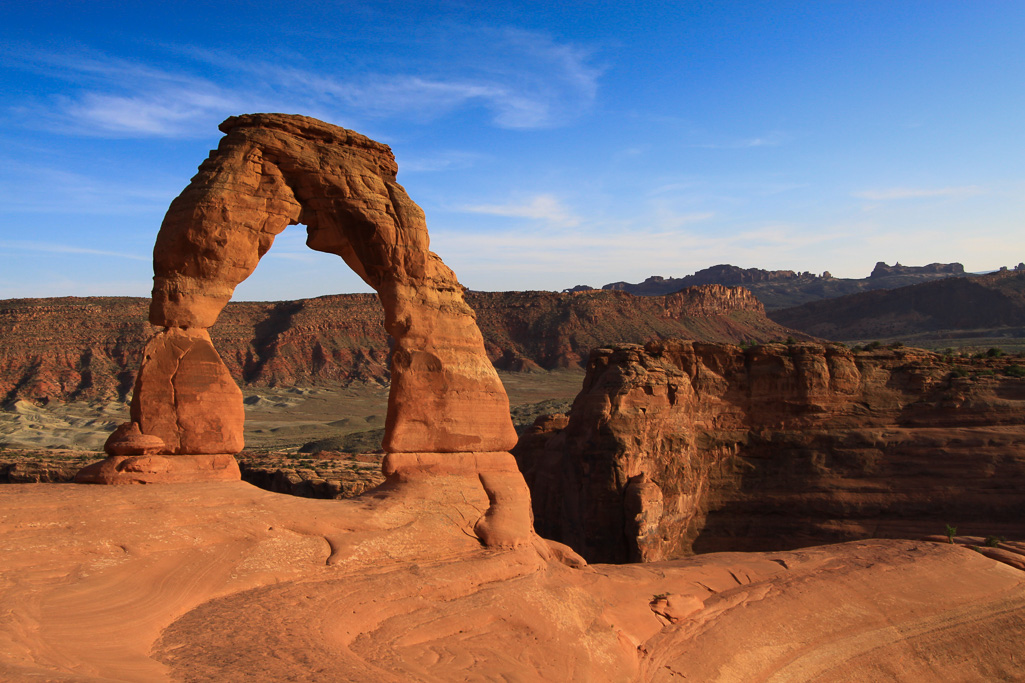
[516,340,1025,563]
[0,286,787,405]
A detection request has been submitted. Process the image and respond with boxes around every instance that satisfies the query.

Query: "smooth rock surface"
[74,453,241,484]
[2,482,1023,681]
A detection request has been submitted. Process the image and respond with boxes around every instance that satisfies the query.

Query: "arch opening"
[78,113,533,548]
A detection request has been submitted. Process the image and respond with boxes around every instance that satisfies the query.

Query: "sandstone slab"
[2,482,1023,681]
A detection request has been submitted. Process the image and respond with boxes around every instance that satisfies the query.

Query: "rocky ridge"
[592,261,969,309]
[771,267,1025,345]
[0,286,788,405]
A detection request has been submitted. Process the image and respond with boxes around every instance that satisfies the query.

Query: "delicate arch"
[132,113,517,455]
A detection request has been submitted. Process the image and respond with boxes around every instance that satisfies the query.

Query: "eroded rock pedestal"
[77,114,529,547]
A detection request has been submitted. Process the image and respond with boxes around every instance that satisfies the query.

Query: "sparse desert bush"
[1003,364,1025,378]
[985,535,1005,547]
[945,524,957,544]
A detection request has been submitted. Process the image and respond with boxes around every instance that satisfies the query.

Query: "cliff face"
[0,286,788,404]
[514,340,1025,563]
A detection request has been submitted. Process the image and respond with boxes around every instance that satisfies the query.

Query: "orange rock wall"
[515,340,1025,562]
[0,287,787,405]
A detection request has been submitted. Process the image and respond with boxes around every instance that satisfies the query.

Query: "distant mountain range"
[770,269,1025,347]
[573,261,974,310]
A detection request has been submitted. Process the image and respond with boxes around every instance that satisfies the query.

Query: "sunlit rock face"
[516,340,1025,563]
[83,114,522,525]
[141,113,516,455]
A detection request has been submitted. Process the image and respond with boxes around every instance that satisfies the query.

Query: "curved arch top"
[135,113,518,455]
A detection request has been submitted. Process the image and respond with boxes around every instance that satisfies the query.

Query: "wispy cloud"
[5,27,602,138]
[853,185,986,201]
[457,194,581,227]
[0,240,148,261]
[60,89,242,137]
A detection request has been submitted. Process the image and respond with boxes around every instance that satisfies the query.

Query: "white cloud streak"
[457,194,581,227]
[397,151,484,173]
[6,28,602,138]
[0,162,178,214]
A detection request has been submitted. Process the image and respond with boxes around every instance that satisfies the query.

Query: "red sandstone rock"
[103,422,165,456]
[145,113,517,455]
[0,287,793,405]
[75,453,241,484]
[516,340,1025,562]
[79,114,532,548]
[130,328,244,455]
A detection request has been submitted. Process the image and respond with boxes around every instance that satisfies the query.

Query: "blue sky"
[1,1,1023,300]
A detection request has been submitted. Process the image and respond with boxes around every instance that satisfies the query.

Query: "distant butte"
[595,261,969,309]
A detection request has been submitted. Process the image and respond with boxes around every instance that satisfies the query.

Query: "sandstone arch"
[78,114,530,546]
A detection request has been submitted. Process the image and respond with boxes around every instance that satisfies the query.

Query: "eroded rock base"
[383,451,533,548]
[74,453,241,485]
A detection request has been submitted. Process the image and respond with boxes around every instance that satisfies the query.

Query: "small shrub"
[950,367,969,378]
[985,535,1005,547]
[986,347,1005,358]
[945,524,958,544]
[785,336,796,345]
[1003,364,1025,378]
[890,341,905,349]
[865,341,882,351]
